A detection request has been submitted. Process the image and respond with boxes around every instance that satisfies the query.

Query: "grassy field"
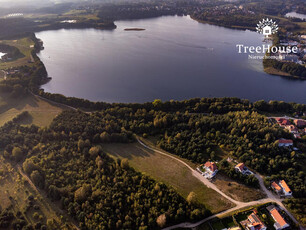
[0,93,63,127]
[0,37,35,69]
[213,173,266,202]
[102,142,234,213]
[198,216,238,230]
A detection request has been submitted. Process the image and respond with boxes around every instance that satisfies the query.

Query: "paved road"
[136,138,302,230]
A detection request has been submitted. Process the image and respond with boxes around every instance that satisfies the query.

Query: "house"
[235,163,246,173]
[294,119,306,128]
[280,119,291,126]
[284,125,298,134]
[271,182,282,194]
[278,139,293,147]
[272,180,292,197]
[266,205,289,230]
[275,118,283,123]
[279,180,292,197]
[203,161,218,178]
[235,163,252,175]
[275,118,285,124]
[240,211,267,230]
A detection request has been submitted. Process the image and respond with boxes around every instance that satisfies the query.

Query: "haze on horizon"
[0,0,128,8]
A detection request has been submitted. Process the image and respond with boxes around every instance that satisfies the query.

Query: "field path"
[137,138,241,205]
[136,138,301,230]
[17,165,81,230]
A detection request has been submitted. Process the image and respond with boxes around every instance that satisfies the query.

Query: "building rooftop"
[279,180,291,193]
[204,161,218,172]
[278,139,293,144]
[235,163,245,171]
[271,182,281,191]
[270,208,288,228]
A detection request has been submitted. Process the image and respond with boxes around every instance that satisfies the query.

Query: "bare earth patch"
[213,173,266,202]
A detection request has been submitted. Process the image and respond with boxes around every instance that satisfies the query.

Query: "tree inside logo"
[256,18,278,37]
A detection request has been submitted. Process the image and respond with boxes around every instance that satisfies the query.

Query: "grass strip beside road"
[102,141,234,213]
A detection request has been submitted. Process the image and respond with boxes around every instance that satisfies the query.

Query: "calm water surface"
[37,16,306,103]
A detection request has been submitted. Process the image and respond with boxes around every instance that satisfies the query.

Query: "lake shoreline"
[35,16,306,103]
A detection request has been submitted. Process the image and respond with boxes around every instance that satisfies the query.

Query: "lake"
[36,16,306,103]
[285,12,306,20]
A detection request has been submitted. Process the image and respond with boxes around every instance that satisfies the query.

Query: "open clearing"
[102,142,234,213]
[0,93,63,127]
[213,173,266,202]
[0,37,35,69]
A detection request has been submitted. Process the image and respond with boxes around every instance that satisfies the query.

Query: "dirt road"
[136,138,301,230]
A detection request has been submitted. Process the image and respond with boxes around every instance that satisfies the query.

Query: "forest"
[1,98,305,228]
[264,55,306,79]
[0,111,209,230]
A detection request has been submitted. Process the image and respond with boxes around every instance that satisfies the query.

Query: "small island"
[124,28,146,31]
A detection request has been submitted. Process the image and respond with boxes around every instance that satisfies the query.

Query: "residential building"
[271,182,282,194]
[266,205,289,230]
[280,119,291,126]
[235,163,245,173]
[240,211,267,230]
[279,180,292,197]
[203,161,218,178]
[294,119,306,128]
[284,125,298,134]
[234,163,252,175]
[278,139,293,147]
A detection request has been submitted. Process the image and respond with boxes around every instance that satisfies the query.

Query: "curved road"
[136,138,301,230]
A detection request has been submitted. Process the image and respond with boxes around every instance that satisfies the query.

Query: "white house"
[203,161,218,179]
[279,180,292,197]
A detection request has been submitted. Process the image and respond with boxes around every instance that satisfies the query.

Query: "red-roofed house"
[271,182,282,194]
[279,180,292,197]
[240,211,267,230]
[269,208,289,230]
[294,119,306,128]
[275,118,286,124]
[281,120,291,126]
[278,139,293,147]
[203,161,218,178]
